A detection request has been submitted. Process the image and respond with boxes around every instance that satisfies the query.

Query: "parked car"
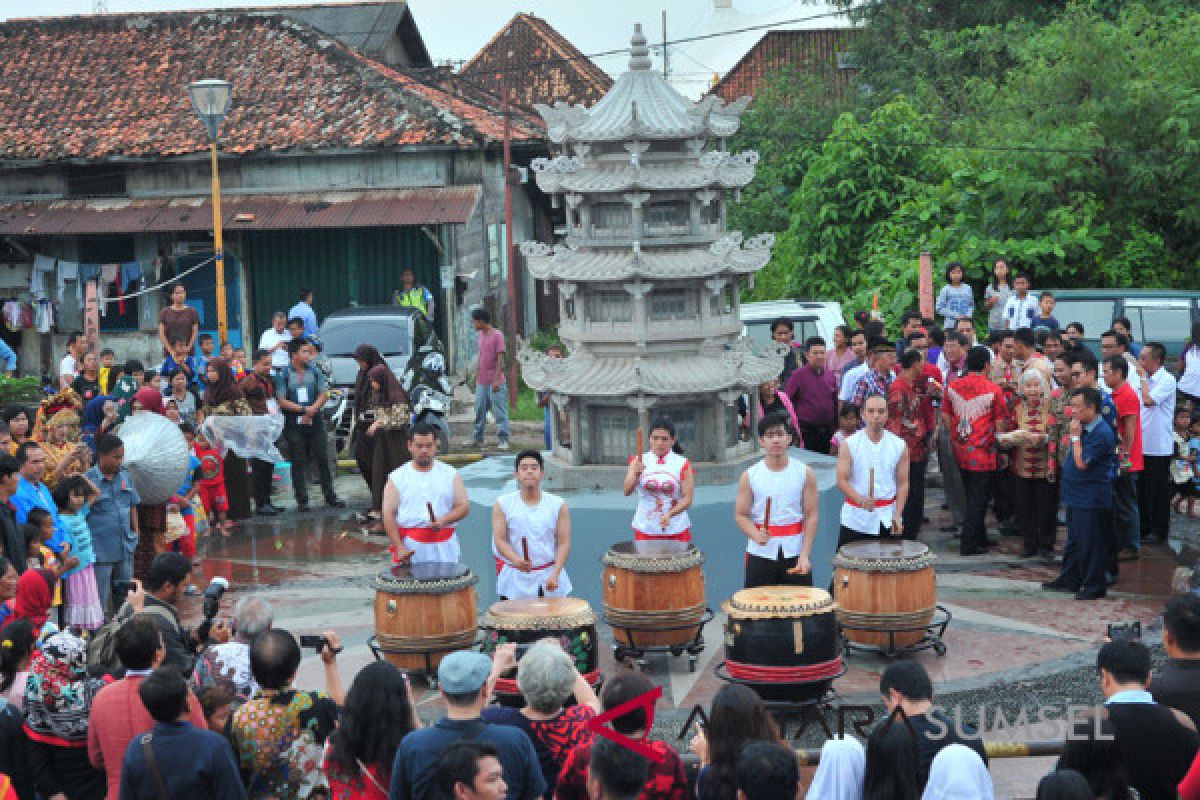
[740,300,847,352]
[1045,289,1200,366]
[318,306,443,459]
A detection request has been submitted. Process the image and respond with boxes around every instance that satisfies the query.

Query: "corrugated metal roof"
[0,187,480,235]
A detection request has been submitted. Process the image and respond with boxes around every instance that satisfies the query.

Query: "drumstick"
[764,497,772,531]
[521,538,530,564]
[636,428,643,463]
[868,468,875,502]
[426,502,436,526]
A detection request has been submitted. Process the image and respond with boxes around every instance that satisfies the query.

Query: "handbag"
[140,733,173,800]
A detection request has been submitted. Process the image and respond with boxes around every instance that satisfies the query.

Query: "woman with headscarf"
[921,744,994,800]
[198,358,254,522]
[998,369,1060,560]
[38,409,91,490]
[22,629,106,800]
[2,569,55,638]
[79,394,117,455]
[806,736,865,800]
[358,361,410,523]
[351,345,386,524]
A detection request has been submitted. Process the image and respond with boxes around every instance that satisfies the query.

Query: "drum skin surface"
[602,540,706,648]
[373,562,478,672]
[833,540,936,648]
[723,586,841,701]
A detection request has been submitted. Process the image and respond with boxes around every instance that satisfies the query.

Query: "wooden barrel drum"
[481,597,600,706]
[602,540,706,649]
[722,586,843,701]
[833,540,936,648]
[373,562,478,672]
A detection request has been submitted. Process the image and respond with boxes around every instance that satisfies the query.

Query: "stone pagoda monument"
[518,24,782,485]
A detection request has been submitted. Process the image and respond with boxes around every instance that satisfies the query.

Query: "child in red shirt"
[190,428,231,535]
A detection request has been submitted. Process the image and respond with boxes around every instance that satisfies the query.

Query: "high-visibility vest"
[394,286,429,315]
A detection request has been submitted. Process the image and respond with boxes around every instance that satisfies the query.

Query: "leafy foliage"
[732,1,1200,327]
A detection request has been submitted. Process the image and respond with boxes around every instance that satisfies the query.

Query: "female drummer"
[623,417,694,542]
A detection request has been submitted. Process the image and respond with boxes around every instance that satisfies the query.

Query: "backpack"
[87,603,178,675]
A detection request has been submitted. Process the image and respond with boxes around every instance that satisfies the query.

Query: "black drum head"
[610,539,694,558]
[382,561,469,582]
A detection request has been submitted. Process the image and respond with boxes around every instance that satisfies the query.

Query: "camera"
[113,580,137,594]
[202,577,230,621]
[515,643,530,660]
[1107,621,1141,642]
[299,634,328,651]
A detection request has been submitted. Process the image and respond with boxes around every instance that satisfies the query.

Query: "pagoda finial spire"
[629,24,652,71]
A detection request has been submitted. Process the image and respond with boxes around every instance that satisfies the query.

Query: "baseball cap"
[437,650,493,694]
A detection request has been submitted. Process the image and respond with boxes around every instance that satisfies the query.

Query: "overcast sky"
[2,0,837,88]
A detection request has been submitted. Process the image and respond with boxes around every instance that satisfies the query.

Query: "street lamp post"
[187,79,233,346]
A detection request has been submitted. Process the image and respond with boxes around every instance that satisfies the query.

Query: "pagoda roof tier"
[531,150,757,194]
[518,339,784,396]
[533,25,750,144]
[521,233,774,281]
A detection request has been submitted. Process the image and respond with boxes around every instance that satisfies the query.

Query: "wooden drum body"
[481,597,600,705]
[833,540,936,648]
[373,562,478,672]
[723,586,842,701]
[602,540,706,648]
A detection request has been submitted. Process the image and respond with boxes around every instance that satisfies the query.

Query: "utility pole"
[503,94,519,405]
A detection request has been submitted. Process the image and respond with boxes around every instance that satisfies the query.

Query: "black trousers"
[284,421,335,505]
[962,469,993,553]
[901,460,927,541]
[250,458,274,508]
[799,423,834,455]
[1139,455,1172,541]
[1014,475,1058,554]
[744,550,813,589]
[991,468,1015,526]
[1057,506,1110,595]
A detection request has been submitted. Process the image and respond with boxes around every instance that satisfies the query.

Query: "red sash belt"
[761,521,804,537]
[846,496,896,510]
[633,528,692,543]
[494,557,556,575]
[401,526,456,544]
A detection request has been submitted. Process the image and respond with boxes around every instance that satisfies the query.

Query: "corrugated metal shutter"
[238,226,441,338]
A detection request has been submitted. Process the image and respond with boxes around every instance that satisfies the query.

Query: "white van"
[740,300,847,351]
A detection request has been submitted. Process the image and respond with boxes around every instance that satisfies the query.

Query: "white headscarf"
[921,744,994,800]
[805,736,865,800]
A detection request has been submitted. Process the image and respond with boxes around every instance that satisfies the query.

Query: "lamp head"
[187,79,232,140]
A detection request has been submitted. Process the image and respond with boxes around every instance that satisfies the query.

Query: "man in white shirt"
[257,311,292,371]
[839,348,872,412]
[1002,273,1040,330]
[59,330,84,389]
[1136,342,1177,544]
[491,450,570,599]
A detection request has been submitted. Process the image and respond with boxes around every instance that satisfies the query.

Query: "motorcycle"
[402,348,452,454]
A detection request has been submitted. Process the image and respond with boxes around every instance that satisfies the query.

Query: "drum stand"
[694,660,849,740]
[367,635,469,688]
[604,608,714,672]
[837,604,952,658]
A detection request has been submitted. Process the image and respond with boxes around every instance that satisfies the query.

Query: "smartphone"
[299,634,327,651]
[113,580,137,593]
[1107,621,1141,642]
[514,643,530,660]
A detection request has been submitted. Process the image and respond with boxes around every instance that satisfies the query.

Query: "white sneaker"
[498,440,510,451]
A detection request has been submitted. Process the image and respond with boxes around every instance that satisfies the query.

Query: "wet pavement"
[176,463,1199,800]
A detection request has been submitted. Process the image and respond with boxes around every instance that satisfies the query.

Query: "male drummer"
[492,450,571,599]
[734,411,820,588]
[381,421,470,564]
[836,394,910,546]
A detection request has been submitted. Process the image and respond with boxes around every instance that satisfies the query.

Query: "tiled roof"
[461,13,612,110]
[0,11,541,163]
[709,29,858,103]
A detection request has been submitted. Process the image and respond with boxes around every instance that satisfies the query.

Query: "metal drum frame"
[603,607,714,672]
[837,604,952,657]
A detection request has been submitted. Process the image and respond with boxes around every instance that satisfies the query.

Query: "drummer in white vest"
[381,421,471,565]
[837,394,910,547]
[623,417,695,542]
[734,410,820,588]
[491,449,572,599]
